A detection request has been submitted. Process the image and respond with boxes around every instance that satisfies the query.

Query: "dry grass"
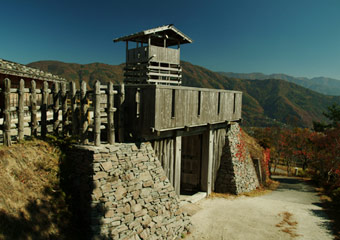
[209,192,236,200]
[276,211,300,238]
[210,180,280,199]
[0,138,71,239]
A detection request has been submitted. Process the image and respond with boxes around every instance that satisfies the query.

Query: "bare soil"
[185,176,334,240]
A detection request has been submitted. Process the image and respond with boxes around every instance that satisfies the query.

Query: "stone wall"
[67,142,191,240]
[215,123,260,194]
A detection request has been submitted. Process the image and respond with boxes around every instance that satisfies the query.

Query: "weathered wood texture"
[211,128,226,191]
[127,45,180,64]
[0,78,117,146]
[125,45,181,85]
[121,84,242,139]
[3,78,12,146]
[181,134,202,193]
[152,128,226,195]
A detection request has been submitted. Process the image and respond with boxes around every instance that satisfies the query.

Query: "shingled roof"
[113,24,193,47]
[0,59,67,82]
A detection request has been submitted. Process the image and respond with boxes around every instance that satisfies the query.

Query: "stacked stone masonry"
[215,123,260,194]
[69,142,191,240]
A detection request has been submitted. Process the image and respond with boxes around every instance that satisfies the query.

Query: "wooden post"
[31,80,38,136]
[18,79,25,141]
[70,81,77,135]
[80,81,88,144]
[118,83,125,142]
[94,80,101,146]
[61,82,68,135]
[174,135,182,195]
[53,82,60,134]
[107,81,115,144]
[169,139,174,185]
[41,81,49,138]
[202,129,214,195]
[3,78,12,146]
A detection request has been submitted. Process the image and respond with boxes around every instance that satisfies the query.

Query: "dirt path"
[185,176,334,240]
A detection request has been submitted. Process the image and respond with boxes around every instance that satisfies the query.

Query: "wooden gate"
[181,134,202,194]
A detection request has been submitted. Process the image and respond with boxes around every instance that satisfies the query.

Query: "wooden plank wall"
[127,46,180,64]
[122,84,242,138]
[211,128,226,191]
[149,46,180,64]
[153,138,175,184]
[152,128,227,194]
[154,86,242,131]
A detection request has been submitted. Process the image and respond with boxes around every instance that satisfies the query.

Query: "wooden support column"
[41,81,48,138]
[174,135,182,195]
[118,83,125,142]
[107,82,115,144]
[169,139,174,185]
[202,129,214,195]
[94,80,101,146]
[31,80,38,136]
[69,81,77,135]
[53,82,60,134]
[3,78,11,146]
[61,82,68,135]
[80,81,88,144]
[18,79,25,141]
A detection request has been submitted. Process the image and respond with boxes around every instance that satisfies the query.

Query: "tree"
[324,103,340,127]
[314,103,340,131]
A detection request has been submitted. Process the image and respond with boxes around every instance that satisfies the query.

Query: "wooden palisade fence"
[1,78,117,146]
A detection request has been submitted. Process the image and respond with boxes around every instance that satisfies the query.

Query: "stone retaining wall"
[215,123,260,194]
[67,142,191,240]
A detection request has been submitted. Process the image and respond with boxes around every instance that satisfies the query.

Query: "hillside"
[28,61,340,128]
[28,61,124,88]
[0,140,72,239]
[218,72,340,96]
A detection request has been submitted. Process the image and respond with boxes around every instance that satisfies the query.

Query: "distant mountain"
[218,72,340,96]
[28,61,124,88]
[28,60,340,128]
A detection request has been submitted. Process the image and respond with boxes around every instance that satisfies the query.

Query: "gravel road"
[185,176,334,240]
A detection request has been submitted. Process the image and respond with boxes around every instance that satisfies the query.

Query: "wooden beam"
[174,135,182,195]
[30,80,38,137]
[61,82,68,135]
[94,80,101,146]
[107,81,115,144]
[53,82,60,134]
[3,78,11,146]
[80,81,88,144]
[70,81,77,135]
[41,81,49,138]
[201,129,213,195]
[18,79,25,141]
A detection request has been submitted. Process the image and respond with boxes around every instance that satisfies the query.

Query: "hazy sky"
[1,0,340,79]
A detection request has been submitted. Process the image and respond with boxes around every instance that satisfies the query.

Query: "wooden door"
[181,134,202,194]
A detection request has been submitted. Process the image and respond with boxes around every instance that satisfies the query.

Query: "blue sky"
[1,0,340,79]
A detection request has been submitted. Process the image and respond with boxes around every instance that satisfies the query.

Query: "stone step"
[189,192,207,203]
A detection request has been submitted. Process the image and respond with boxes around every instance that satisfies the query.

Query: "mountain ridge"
[218,71,340,96]
[27,60,340,128]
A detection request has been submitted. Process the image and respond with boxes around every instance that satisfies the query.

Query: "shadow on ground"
[313,198,340,239]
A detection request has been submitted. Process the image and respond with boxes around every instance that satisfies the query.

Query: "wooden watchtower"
[114,24,192,85]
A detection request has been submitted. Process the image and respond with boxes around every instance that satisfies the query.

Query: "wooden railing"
[122,85,242,138]
[0,78,117,146]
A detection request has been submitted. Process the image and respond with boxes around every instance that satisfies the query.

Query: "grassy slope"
[0,139,73,239]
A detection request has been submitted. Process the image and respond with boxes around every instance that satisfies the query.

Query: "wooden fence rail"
[0,78,117,146]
